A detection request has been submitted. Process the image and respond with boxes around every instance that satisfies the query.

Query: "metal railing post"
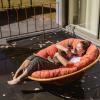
[57,2,59,28]
[34,7,37,32]
[25,7,28,34]
[30,0,32,6]
[20,0,22,7]
[15,8,20,35]
[0,26,2,38]
[8,0,11,8]
[1,0,3,8]
[6,9,11,37]
[42,4,45,41]
[50,3,52,29]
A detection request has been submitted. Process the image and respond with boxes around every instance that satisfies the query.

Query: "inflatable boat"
[28,38,100,85]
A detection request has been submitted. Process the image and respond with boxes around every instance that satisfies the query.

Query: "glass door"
[68,0,100,39]
[98,9,100,39]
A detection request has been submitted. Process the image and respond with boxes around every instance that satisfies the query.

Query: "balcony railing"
[0,3,60,41]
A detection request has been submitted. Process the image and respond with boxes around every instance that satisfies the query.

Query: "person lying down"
[8,40,90,85]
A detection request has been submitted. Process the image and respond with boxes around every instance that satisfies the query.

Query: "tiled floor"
[0,30,100,100]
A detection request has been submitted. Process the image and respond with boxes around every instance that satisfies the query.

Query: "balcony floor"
[0,30,100,100]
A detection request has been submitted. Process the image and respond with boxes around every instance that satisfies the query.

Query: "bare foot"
[7,78,20,85]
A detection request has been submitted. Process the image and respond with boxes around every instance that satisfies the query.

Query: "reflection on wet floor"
[0,31,100,100]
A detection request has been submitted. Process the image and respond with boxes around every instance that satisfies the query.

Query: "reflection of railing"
[0,3,59,40]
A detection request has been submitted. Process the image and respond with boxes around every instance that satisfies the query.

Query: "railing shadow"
[0,6,56,26]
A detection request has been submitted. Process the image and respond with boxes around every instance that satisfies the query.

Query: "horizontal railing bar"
[0,25,60,39]
[0,2,57,9]
[3,27,61,40]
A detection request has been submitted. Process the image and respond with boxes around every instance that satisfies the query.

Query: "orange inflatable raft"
[28,38,100,84]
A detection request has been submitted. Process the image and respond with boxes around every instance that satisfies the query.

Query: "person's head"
[76,40,91,56]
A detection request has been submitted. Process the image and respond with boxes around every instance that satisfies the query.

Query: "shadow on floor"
[0,6,56,26]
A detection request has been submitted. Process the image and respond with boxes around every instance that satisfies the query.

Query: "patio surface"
[0,30,100,100]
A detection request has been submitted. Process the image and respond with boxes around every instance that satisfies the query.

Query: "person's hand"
[54,52,59,57]
[56,44,61,49]
[33,53,37,56]
[71,49,77,54]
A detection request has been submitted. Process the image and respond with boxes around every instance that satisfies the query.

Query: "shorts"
[25,55,60,75]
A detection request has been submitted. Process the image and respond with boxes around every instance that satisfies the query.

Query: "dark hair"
[58,50,66,57]
[80,40,91,50]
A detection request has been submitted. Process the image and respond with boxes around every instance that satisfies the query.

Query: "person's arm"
[54,52,69,66]
[56,44,69,53]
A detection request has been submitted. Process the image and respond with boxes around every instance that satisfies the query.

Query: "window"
[68,0,100,39]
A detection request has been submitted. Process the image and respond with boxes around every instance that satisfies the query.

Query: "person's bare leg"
[13,59,31,79]
[8,69,28,85]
